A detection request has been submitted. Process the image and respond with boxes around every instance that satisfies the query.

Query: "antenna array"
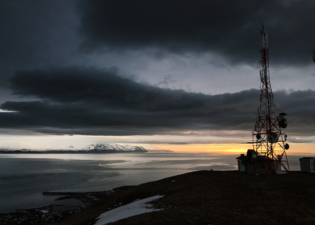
[251,24,290,174]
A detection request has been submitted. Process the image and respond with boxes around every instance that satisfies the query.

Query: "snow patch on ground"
[94,195,164,225]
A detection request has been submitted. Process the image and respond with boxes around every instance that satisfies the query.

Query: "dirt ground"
[59,171,315,225]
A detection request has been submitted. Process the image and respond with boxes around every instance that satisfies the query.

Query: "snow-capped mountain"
[90,144,147,152]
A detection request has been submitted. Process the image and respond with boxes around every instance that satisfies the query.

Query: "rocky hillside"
[59,171,315,225]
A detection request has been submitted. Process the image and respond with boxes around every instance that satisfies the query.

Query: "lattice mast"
[252,23,290,174]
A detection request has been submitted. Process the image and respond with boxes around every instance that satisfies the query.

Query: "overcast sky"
[0,0,314,152]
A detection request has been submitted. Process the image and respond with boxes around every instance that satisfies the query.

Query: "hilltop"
[59,171,315,225]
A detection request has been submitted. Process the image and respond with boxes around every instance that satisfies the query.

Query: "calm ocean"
[0,153,301,213]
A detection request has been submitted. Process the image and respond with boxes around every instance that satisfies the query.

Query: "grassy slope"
[59,171,315,225]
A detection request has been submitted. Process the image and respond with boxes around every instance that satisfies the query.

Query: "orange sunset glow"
[156,142,315,155]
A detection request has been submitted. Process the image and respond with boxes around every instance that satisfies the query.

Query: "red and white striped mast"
[252,23,290,174]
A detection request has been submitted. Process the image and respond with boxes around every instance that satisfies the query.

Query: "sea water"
[0,153,301,213]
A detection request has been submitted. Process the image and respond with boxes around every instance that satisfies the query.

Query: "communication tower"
[249,23,290,174]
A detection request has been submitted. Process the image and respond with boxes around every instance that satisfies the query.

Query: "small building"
[236,150,281,174]
[236,154,246,172]
[299,157,315,173]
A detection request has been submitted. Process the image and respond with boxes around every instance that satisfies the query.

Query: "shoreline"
[0,186,135,225]
[2,170,314,224]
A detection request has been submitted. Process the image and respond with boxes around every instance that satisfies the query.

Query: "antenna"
[250,23,290,174]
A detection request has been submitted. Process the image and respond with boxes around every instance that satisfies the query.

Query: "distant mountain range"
[0,144,147,154]
[90,144,147,152]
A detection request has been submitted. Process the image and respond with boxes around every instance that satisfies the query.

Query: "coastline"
[1,170,314,224]
[1,152,233,217]
[0,186,135,225]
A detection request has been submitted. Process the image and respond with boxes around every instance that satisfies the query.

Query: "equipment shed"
[299,157,315,173]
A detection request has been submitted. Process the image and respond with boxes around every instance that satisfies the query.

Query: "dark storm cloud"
[0,67,314,136]
[9,67,257,113]
[0,0,77,85]
[78,0,315,65]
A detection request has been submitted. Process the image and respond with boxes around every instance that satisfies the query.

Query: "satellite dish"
[247,150,257,164]
[256,133,261,140]
[285,143,289,150]
[279,113,288,128]
[279,118,287,128]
